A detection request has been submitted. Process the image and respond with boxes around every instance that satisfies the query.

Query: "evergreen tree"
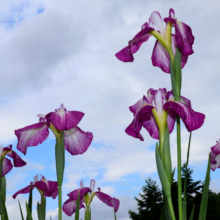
[129,178,163,220]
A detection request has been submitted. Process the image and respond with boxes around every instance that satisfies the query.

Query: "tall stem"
[58,185,62,220]
[176,116,182,220]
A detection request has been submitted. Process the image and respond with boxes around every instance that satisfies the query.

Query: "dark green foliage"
[128,178,163,220]
[129,165,220,220]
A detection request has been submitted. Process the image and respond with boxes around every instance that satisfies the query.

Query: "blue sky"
[1,0,220,219]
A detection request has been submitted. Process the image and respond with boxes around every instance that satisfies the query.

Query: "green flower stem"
[176,116,182,220]
[58,185,62,220]
[167,196,176,220]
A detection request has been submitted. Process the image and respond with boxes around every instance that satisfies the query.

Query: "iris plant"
[13,174,58,199]
[126,88,205,149]
[15,104,93,156]
[0,145,26,177]
[115,8,194,73]
[62,179,120,218]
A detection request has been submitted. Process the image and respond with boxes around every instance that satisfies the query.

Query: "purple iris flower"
[15,104,93,156]
[115,8,194,73]
[126,88,205,141]
[62,179,120,216]
[210,140,220,171]
[0,145,26,177]
[12,174,58,199]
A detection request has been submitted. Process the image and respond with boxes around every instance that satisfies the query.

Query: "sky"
[1,0,220,219]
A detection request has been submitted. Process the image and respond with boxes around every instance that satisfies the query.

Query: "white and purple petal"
[90,179,96,192]
[150,11,165,36]
[35,180,58,199]
[164,101,205,132]
[12,184,35,199]
[115,24,154,62]
[129,96,148,115]
[151,35,188,73]
[46,106,84,131]
[64,127,93,155]
[1,158,13,177]
[15,122,49,155]
[6,150,26,167]
[62,197,85,216]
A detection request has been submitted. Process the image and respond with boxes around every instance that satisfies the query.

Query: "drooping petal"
[129,97,146,115]
[115,24,154,62]
[151,35,188,73]
[64,126,93,155]
[95,191,113,207]
[210,153,220,171]
[167,108,176,134]
[180,96,192,108]
[151,40,170,73]
[6,150,26,167]
[46,105,84,130]
[62,197,85,216]
[112,197,120,213]
[35,180,58,199]
[12,184,35,199]
[150,11,165,36]
[164,101,205,132]
[15,122,49,155]
[142,115,159,140]
[1,158,13,177]
[125,105,155,141]
[67,187,92,201]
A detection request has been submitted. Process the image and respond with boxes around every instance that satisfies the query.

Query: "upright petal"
[64,127,93,155]
[150,11,165,36]
[115,24,154,62]
[164,101,205,132]
[12,184,35,199]
[164,9,194,56]
[46,104,84,130]
[1,158,13,177]
[15,122,49,155]
[90,179,96,192]
[125,105,155,141]
[62,198,85,216]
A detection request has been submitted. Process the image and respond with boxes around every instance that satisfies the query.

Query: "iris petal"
[12,184,35,199]
[1,158,13,177]
[164,101,205,132]
[62,198,85,216]
[15,122,49,155]
[64,126,93,155]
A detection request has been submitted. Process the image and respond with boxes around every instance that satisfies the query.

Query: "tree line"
[129,164,220,220]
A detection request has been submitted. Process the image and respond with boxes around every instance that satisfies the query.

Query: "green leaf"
[198,154,210,220]
[182,132,192,220]
[37,197,46,220]
[0,191,9,220]
[189,205,195,220]
[55,133,65,186]
[18,200,25,220]
[26,201,33,220]
[75,192,80,220]
[26,185,33,220]
[162,125,172,186]
[155,143,171,199]
[1,176,6,203]
[173,47,182,99]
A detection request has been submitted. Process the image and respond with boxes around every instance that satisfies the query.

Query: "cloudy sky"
[1,0,220,219]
